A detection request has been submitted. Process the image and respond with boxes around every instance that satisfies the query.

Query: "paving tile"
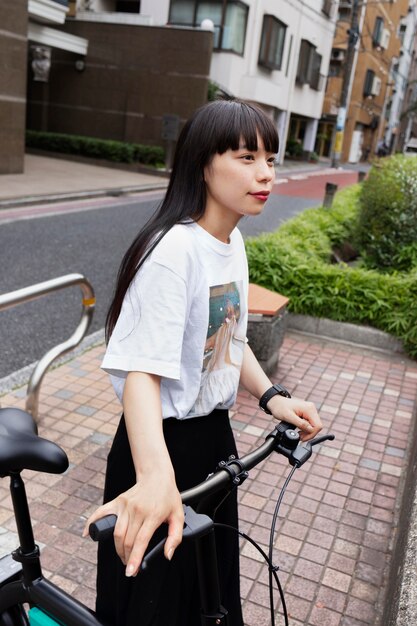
[309,605,342,626]
[294,558,323,582]
[286,574,318,601]
[322,567,351,592]
[345,597,376,623]
[350,579,380,603]
[284,593,311,622]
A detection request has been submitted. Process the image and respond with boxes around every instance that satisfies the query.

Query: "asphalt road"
[0,191,319,380]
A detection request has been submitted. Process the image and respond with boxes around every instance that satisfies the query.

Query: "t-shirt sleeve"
[101,260,188,380]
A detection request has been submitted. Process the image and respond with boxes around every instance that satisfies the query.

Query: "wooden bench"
[247,284,289,375]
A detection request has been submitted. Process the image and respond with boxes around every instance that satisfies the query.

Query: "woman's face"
[203,134,276,225]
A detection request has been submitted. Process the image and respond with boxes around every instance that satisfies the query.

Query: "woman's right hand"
[83,467,184,577]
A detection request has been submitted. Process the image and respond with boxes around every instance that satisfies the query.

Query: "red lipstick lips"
[250,191,270,201]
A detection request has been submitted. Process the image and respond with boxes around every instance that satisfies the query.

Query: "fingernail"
[125,564,135,577]
[167,547,174,561]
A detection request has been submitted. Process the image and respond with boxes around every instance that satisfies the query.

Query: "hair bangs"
[250,105,279,154]
[194,100,279,161]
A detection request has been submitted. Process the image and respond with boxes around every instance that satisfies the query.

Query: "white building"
[72,0,337,163]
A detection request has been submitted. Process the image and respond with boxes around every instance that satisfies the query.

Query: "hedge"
[245,185,417,358]
[355,154,417,271]
[26,130,165,167]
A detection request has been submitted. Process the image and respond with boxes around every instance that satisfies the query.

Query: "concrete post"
[323,182,338,208]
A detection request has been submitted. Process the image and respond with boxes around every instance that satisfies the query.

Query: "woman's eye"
[268,158,277,166]
[241,154,254,161]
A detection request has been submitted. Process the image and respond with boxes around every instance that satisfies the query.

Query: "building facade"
[27,18,213,147]
[391,0,417,152]
[2,0,212,174]
[323,0,412,163]
[113,0,338,164]
[0,1,28,173]
[171,0,337,163]
[0,0,88,174]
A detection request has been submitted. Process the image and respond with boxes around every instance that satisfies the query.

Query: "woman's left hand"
[265,395,322,441]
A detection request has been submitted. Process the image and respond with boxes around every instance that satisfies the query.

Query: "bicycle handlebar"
[89,421,335,547]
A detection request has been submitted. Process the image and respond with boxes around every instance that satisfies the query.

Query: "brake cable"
[214,463,298,626]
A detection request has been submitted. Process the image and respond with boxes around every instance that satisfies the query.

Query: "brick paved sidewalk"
[0,331,416,626]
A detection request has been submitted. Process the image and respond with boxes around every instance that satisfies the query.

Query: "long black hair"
[105,98,279,341]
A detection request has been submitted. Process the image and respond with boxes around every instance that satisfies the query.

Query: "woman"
[84,98,322,626]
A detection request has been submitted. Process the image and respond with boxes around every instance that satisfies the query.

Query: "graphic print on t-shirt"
[194,281,245,415]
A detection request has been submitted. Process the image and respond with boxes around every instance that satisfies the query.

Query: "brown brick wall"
[27,22,212,147]
[0,0,28,174]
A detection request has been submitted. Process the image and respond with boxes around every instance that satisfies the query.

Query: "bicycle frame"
[0,472,107,626]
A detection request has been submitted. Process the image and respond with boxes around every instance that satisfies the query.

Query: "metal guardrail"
[0,273,95,420]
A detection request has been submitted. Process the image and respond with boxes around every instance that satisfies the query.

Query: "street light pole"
[331,0,361,167]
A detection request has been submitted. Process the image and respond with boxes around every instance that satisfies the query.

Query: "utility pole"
[331,0,361,167]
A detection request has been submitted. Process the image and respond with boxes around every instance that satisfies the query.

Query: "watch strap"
[259,384,291,415]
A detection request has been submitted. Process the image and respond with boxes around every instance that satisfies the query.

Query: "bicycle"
[0,405,334,626]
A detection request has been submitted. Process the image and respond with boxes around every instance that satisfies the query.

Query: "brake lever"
[310,433,335,447]
[290,433,335,467]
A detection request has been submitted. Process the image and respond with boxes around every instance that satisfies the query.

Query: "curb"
[382,413,417,626]
[0,329,105,396]
[0,183,168,210]
[287,313,405,354]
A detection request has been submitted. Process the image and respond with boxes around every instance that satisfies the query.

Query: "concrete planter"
[247,284,289,376]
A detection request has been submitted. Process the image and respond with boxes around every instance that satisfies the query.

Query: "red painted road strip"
[273,170,359,198]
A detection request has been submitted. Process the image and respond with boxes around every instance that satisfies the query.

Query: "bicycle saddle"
[0,407,69,475]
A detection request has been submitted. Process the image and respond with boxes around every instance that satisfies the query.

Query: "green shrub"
[356,155,417,271]
[207,80,220,101]
[285,138,303,158]
[392,243,417,271]
[26,130,165,167]
[132,144,165,166]
[245,185,417,358]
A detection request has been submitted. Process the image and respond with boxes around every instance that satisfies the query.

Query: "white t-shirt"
[101,222,249,419]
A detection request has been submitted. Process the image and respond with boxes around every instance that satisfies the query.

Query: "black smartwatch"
[259,384,291,415]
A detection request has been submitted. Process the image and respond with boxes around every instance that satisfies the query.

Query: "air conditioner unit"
[381,29,390,49]
[371,75,382,96]
[331,49,345,61]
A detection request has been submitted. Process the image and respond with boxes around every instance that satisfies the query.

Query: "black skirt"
[96,409,244,626]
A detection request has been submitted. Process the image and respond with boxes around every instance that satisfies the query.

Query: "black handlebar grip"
[89,514,117,541]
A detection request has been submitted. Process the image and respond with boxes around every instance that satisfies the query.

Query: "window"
[169,0,249,55]
[296,40,314,84]
[398,20,407,45]
[373,17,384,46]
[296,40,322,89]
[363,69,375,96]
[328,63,342,78]
[310,51,323,90]
[116,0,140,11]
[322,0,332,17]
[338,0,352,21]
[258,15,286,71]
